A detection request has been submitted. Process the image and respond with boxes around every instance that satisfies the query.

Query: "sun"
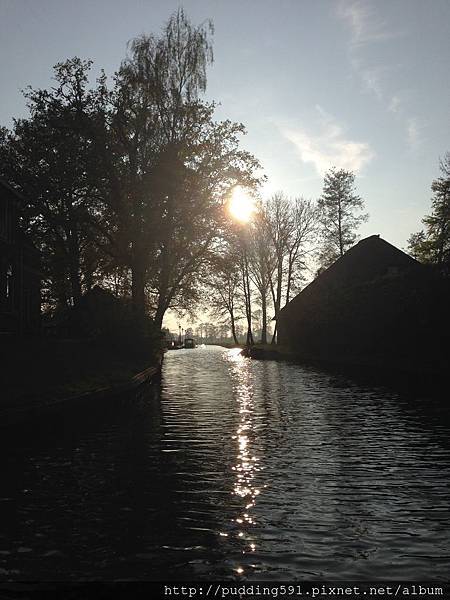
[228,186,255,223]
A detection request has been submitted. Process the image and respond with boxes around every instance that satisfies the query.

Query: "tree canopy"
[0,9,262,329]
[408,153,450,275]
[317,167,368,268]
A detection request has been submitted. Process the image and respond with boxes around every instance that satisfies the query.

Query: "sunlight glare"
[228,347,244,361]
[229,186,255,223]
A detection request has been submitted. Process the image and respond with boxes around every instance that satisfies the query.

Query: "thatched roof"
[280,235,421,319]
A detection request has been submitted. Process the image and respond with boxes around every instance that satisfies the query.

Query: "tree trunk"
[271,320,278,345]
[67,234,82,306]
[260,292,267,344]
[154,310,164,332]
[242,258,254,346]
[154,292,170,332]
[131,252,146,319]
[154,283,175,331]
[286,253,293,305]
[230,310,239,345]
[338,200,344,257]
[246,320,254,346]
[436,217,447,267]
[271,261,282,344]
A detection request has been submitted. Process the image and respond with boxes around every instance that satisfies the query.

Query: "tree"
[317,167,368,267]
[248,207,274,344]
[260,193,318,343]
[262,193,293,342]
[407,231,432,262]
[284,197,319,304]
[0,58,109,309]
[147,114,260,330]
[91,10,215,320]
[205,245,243,344]
[105,10,261,326]
[408,153,450,275]
[0,10,262,328]
[236,228,255,346]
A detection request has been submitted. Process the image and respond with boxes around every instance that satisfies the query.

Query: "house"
[0,180,41,335]
[277,235,450,375]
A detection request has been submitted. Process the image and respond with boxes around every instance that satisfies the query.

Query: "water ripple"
[0,345,449,580]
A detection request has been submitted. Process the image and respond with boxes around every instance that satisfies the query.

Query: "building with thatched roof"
[277,235,450,376]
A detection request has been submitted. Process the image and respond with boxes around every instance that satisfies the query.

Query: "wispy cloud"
[337,0,400,104]
[337,0,395,48]
[337,0,425,152]
[388,94,402,114]
[281,106,374,176]
[359,66,386,100]
[406,117,425,152]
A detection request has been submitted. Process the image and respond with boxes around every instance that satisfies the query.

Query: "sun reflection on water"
[225,347,262,568]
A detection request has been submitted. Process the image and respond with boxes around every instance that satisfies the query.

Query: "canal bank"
[243,344,448,394]
[0,338,163,428]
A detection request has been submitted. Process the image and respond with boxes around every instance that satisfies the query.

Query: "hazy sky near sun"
[1,1,449,285]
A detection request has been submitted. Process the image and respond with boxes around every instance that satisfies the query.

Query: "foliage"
[408,153,450,275]
[248,208,274,343]
[0,9,262,332]
[204,242,243,344]
[203,193,319,344]
[317,167,368,268]
[260,193,319,342]
[70,286,160,345]
[0,58,109,309]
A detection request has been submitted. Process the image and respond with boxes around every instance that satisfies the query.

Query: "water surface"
[1,346,449,580]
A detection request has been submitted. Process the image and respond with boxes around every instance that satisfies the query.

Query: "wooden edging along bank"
[1,356,163,429]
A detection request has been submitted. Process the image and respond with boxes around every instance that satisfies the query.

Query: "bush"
[46,287,162,350]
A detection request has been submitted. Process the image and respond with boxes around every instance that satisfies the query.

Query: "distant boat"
[184,337,196,349]
[166,340,183,350]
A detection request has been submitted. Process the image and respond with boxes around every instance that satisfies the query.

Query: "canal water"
[1,345,450,581]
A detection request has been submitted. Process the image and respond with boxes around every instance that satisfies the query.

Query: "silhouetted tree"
[108,10,261,325]
[0,10,262,329]
[0,58,109,309]
[408,153,450,275]
[234,227,255,346]
[317,167,368,268]
[262,193,293,342]
[248,207,274,344]
[148,114,260,329]
[97,10,215,319]
[206,245,243,344]
[284,198,319,303]
[261,193,318,342]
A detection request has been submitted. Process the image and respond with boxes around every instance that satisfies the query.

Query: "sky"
[1,0,449,329]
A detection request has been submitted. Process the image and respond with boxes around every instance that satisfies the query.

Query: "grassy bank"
[211,341,244,349]
[1,337,161,414]
[243,343,289,358]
